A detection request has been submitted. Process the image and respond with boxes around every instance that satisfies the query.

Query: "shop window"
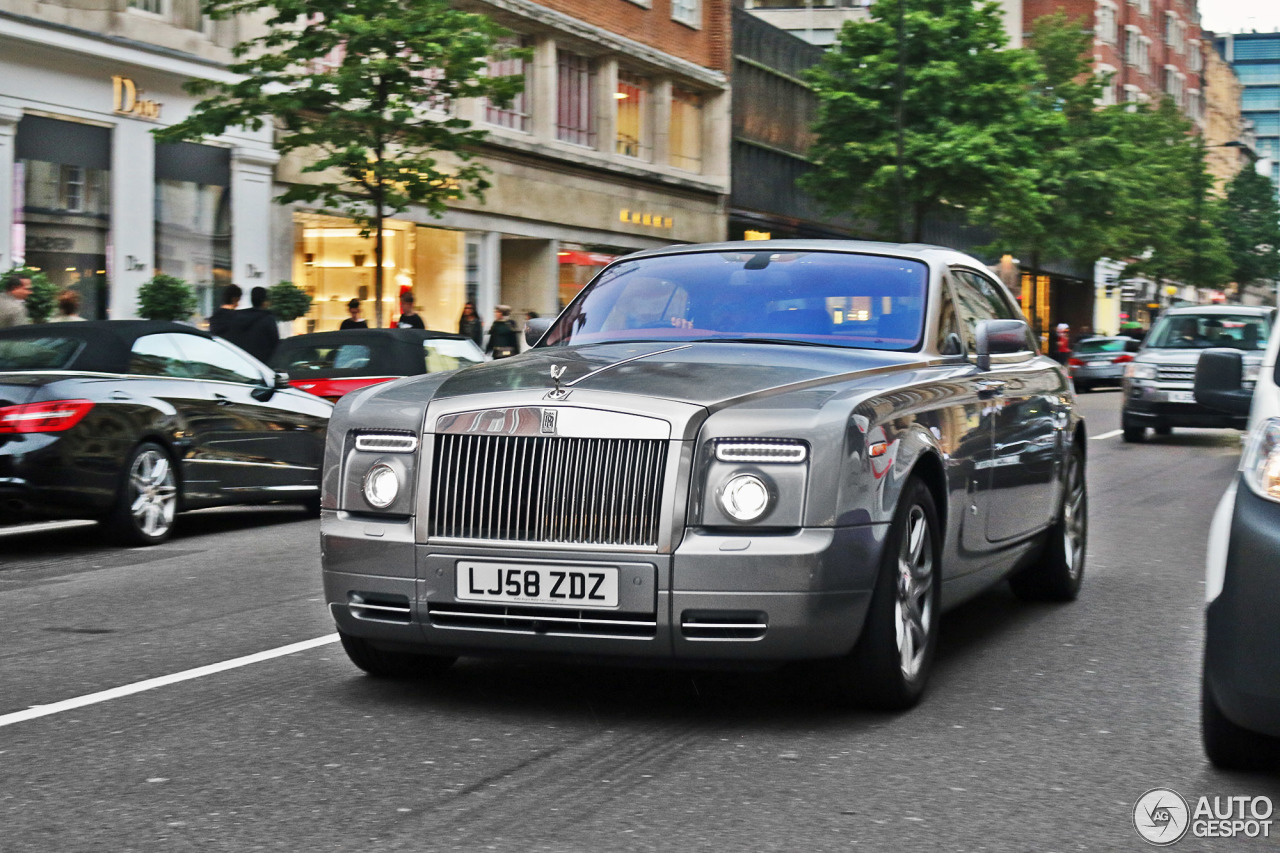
[155,142,232,322]
[557,51,596,148]
[14,115,112,320]
[669,88,703,173]
[615,72,651,160]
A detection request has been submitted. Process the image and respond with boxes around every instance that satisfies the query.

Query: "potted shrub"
[137,274,196,323]
[268,280,313,337]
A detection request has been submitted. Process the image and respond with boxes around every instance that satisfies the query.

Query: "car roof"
[0,320,214,373]
[274,328,471,348]
[620,239,980,267]
[1162,305,1276,317]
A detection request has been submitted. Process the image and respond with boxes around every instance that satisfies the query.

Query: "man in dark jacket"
[208,284,242,337]
[220,286,279,363]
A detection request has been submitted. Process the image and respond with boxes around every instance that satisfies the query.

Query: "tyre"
[1154,424,1173,436]
[339,631,456,678]
[301,493,322,517]
[1203,678,1280,771]
[1121,414,1145,443]
[105,441,178,546]
[832,478,941,711]
[1074,381,1091,393]
[1010,443,1086,602]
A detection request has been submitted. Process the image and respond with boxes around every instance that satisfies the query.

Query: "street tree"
[157,0,524,327]
[802,0,1042,242]
[1115,101,1232,291]
[974,13,1117,280]
[1219,165,1280,290]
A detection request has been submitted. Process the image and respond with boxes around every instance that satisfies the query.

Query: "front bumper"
[321,511,887,664]
[1122,382,1246,429]
[1205,480,1280,738]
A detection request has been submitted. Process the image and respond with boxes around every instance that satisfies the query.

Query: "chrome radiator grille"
[1156,364,1196,383]
[428,434,668,547]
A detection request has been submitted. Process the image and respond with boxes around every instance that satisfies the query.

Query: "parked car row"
[0,323,484,545]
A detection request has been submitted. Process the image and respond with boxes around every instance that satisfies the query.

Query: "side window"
[946,272,1000,355]
[954,269,1017,321]
[129,334,190,378]
[172,335,265,385]
[936,282,963,355]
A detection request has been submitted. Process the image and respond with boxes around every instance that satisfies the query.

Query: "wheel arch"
[907,450,948,533]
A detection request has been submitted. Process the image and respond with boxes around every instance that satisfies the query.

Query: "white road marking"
[1090,429,1124,440]
[0,520,97,538]
[0,634,339,729]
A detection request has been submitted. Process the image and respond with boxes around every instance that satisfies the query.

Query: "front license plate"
[456,562,619,608]
[1168,390,1196,404]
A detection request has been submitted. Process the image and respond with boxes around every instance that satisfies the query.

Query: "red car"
[270,328,486,402]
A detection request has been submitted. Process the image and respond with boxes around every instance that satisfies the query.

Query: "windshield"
[0,335,84,370]
[540,251,929,351]
[1145,313,1271,351]
[1075,339,1128,354]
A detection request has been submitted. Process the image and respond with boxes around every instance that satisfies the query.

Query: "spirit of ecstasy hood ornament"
[547,364,568,400]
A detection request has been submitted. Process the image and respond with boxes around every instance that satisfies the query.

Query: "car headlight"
[1125,362,1156,381]
[719,473,772,522]
[1241,418,1280,504]
[363,462,401,509]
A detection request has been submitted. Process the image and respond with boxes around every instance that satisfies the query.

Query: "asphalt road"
[2,388,1277,852]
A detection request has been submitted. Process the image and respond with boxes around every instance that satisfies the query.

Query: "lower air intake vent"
[681,610,768,641]
[427,602,656,639]
[348,592,412,624]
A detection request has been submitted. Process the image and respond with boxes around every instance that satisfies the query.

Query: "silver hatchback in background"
[1067,335,1139,392]
[1121,305,1275,442]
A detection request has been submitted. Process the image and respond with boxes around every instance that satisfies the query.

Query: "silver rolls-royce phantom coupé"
[320,241,1087,709]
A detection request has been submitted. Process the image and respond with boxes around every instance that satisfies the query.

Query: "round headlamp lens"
[721,474,770,522]
[363,463,400,509]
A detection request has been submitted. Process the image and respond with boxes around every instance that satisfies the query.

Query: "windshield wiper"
[687,337,832,347]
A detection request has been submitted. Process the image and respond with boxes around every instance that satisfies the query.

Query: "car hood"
[431,342,925,409]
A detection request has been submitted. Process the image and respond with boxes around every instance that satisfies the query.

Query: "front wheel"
[832,478,941,711]
[1121,416,1145,443]
[1010,444,1086,602]
[339,632,456,679]
[105,442,178,546]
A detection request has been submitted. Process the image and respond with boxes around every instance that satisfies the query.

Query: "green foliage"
[1220,166,1280,287]
[137,275,197,322]
[802,0,1042,241]
[268,280,313,321]
[155,0,525,326]
[7,267,57,323]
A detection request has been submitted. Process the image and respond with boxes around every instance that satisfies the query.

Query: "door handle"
[976,379,1006,399]
[214,393,233,406]
[110,390,131,400]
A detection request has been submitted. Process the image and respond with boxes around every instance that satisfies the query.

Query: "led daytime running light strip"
[355,433,418,453]
[715,440,807,464]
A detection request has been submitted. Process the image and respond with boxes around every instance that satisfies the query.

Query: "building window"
[1186,90,1201,122]
[1096,66,1117,105]
[61,165,85,213]
[485,38,530,133]
[615,72,651,160]
[556,50,596,148]
[1138,0,1150,16]
[669,87,703,172]
[1188,39,1202,72]
[1096,3,1117,44]
[155,143,232,320]
[1164,68,1184,107]
[672,0,700,27]
[127,0,165,15]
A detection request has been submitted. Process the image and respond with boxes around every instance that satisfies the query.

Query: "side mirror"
[525,317,552,347]
[974,319,1031,372]
[274,371,291,390]
[1194,349,1252,417]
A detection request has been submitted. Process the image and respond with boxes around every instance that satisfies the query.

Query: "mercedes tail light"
[0,399,94,433]
[1112,354,1134,364]
[1067,357,1084,367]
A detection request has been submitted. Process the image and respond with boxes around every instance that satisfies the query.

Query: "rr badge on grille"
[540,408,558,435]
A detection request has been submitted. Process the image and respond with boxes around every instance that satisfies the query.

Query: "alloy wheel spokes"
[130,450,176,537]
[896,505,933,680]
